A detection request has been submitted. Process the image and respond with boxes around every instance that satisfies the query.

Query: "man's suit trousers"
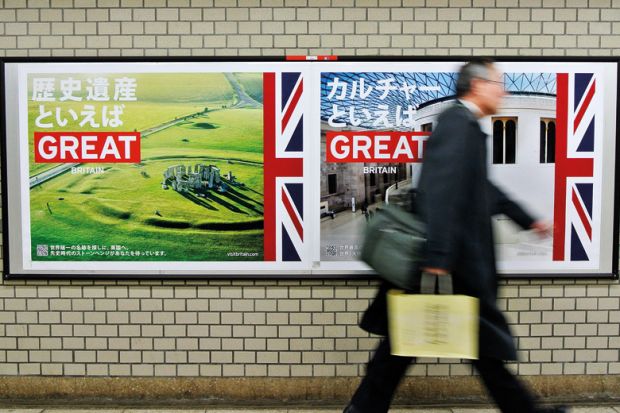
[349,338,538,413]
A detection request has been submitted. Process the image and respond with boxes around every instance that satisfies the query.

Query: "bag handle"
[420,271,453,295]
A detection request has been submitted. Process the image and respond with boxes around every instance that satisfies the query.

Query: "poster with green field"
[28,71,265,262]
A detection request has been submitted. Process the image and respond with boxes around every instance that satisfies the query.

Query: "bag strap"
[420,272,453,295]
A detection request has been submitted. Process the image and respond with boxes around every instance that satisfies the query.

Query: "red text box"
[34,132,141,163]
[326,131,430,163]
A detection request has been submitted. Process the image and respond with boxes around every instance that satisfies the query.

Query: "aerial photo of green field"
[28,72,265,261]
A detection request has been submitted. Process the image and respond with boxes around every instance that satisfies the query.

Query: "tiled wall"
[1,0,619,384]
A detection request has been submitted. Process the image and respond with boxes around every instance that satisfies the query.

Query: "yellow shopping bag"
[387,288,480,359]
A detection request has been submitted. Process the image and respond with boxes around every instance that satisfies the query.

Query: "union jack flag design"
[553,73,597,261]
[263,72,305,261]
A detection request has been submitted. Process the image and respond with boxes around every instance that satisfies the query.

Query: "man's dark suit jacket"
[361,101,536,361]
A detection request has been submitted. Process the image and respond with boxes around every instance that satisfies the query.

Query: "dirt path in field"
[224,73,262,109]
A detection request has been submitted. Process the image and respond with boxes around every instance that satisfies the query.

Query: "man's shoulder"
[438,102,474,122]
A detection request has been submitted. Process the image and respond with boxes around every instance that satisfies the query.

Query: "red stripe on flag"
[264,72,276,261]
[282,188,303,241]
[553,74,595,261]
[573,79,595,133]
[553,74,569,261]
[572,189,592,240]
[282,79,303,132]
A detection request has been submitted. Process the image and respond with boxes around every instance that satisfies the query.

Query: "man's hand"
[421,267,450,276]
[530,220,553,238]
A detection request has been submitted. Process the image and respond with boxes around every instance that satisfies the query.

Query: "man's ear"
[469,77,483,96]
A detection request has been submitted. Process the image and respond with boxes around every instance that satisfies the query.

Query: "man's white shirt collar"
[458,99,486,129]
[459,99,482,118]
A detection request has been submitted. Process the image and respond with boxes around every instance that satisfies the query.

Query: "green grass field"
[234,73,263,104]
[28,72,265,262]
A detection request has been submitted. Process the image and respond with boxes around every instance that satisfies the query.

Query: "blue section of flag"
[282,225,300,261]
[285,183,303,218]
[281,72,300,110]
[574,73,593,110]
[570,225,589,261]
[575,183,593,218]
[285,117,304,152]
[577,116,595,152]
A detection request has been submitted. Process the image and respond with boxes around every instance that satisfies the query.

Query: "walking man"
[344,58,567,413]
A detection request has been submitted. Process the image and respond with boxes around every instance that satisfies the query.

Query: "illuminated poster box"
[2,58,618,278]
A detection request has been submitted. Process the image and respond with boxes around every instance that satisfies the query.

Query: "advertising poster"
[315,61,618,276]
[2,59,618,278]
[3,62,310,276]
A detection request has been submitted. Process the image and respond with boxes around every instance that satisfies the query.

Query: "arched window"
[540,118,556,163]
[492,117,518,164]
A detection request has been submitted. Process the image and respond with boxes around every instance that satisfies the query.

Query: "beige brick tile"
[427,21,448,34]
[265,312,287,325]
[289,312,311,325]
[598,297,620,310]
[428,364,450,376]
[508,8,530,21]
[552,349,575,362]
[142,351,164,364]
[471,21,495,34]
[154,364,176,376]
[344,7,366,20]
[576,324,598,336]
[529,324,551,337]
[578,8,600,21]
[563,337,584,349]
[63,8,86,21]
[414,7,437,20]
[541,311,562,323]
[320,8,344,22]
[171,7,197,21]
[485,8,507,21]
[565,22,588,35]
[368,34,390,47]
[289,338,312,351]
[16,312,37,324]
[249,7,272,20]
[529,350,552,362]
[576,349,598,361]
[540,363,563,375]
[84,337,107,350]
[20,363,42,375]
[450,363,474,376]
[153,338,175,350]
[518,363,541,375]
[449,21,472,34]
[519,337,541,350]
[598,323,620,336]
[436,35,461,47]
[565,310,586,323]
[586,362,608,374]
[587,311,609,323]
[168,21,191,35]
[264,364,288,377]
[586,336,609,348]
[95,324,118,337]
[553,324,575,336]
[596,349,619,361]
[131,364,154,376]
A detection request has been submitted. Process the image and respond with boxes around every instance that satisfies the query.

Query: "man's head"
[456,58,505,116]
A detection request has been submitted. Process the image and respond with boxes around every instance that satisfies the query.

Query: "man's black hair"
[455,57,496,98]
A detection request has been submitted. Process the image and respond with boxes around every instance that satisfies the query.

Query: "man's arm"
[488,182,552,237]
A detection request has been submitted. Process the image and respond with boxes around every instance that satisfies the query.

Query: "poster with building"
[3,62,309,277]
[316,61,618,276]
